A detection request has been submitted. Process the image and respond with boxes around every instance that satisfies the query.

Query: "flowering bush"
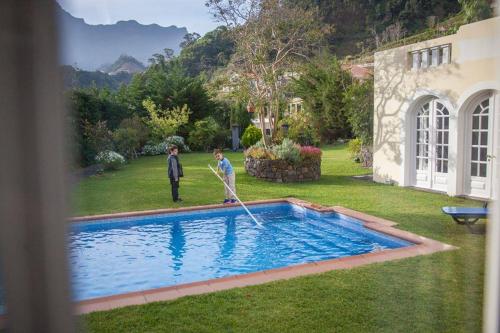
[246,139,321,165]
[142,136,190,156]
[299,146,322,161]
[245,146,276,160]
[142,142,168,156]
[165,136,190,152]
[95,150,126,170]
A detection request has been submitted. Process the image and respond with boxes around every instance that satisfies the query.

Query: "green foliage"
[283,113,320,147]
[245,146,277,160]
[272,138,301,165]
[178,27,235,78]
[241,125,263,148]
[141,142,169,156]
[459,0,492,23]
[61,65,133,90]
[83,120,114,157]
[344,78,374,145]
[188,117,221,151]
[292,54,352,143]
[112,127,141,159]
[143,99,190,142]
[142,136,190,156]
[288,0,462,55]
[165,136,191,153]
[118,115,150,146]
[347,138,363,162]
[251,139,268,150]
[68,86,132,166]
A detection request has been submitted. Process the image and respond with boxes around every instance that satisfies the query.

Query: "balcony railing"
[410,44,451,70]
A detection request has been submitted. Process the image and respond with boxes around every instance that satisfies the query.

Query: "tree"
[143,98,190,142]
[188,117,220,151]
[206,0,324,144]
[459,0,492,23]
[344,78,374,145]
[112,127,141,159]
[178,26,235,77]
[292,54,352,143]
[180,32,201,49]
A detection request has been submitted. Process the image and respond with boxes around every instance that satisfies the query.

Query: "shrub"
[143,98,190,142]
[164,136,190,152]
[284,114,320,147]
[213,129,231,150]
[348,138,363,162]
[112,127,141,159]
[119,116,150,147]
[142,136,190,156]
[188,117,220,151]
[95,150,126,170]
[300,146,322,161]
[252,139,267,149]
[241,125,262,148]
[142,142,168,156]
[344,79,373,145]
[83,120,114,157]
[245,146,276,160]
[272,138,301,164]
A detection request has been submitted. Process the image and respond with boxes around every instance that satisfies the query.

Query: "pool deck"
[0,198,457,325]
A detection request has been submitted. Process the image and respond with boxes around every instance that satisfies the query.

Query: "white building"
[373,17,500,200]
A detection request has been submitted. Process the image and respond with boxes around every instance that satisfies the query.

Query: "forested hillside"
[286,0,463,55]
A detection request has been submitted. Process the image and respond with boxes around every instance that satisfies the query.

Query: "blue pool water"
[69,203,411,301]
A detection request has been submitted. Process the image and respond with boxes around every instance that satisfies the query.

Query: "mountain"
[57,3,188,70]
[99,55,146,75]
[61,65,133,90]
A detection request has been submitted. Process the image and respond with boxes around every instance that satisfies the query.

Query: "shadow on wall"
[374,43,460,182]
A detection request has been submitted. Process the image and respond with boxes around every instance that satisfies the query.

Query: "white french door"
[414,99,449,191]
[466,95,495,198]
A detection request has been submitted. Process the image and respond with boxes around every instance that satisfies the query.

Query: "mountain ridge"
[57,3,188,70]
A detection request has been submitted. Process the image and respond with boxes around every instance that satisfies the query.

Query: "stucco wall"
[373,16,500,195]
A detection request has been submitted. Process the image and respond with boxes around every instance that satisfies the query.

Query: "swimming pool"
[69,201,413,302]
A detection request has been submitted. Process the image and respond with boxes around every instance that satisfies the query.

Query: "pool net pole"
[208,165,263,227]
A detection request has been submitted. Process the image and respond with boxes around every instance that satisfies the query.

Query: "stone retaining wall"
[244,157,321,182]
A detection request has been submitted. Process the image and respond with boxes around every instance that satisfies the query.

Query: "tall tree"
[206,0,324,144]
[292,54,352,143]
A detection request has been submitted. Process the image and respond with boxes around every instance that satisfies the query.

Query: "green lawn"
[75,145,485,333]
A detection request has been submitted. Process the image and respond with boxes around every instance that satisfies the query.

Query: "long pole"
[208,164,263,227]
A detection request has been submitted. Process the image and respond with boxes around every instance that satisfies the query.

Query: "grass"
[75,145,485,332]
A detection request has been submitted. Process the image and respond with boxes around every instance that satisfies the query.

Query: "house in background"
[342,63,374,82]
[373,16,500,199]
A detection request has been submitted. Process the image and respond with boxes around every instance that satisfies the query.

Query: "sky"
[56,0,220,35]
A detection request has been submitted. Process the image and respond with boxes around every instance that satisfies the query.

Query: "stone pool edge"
[0,198,457,323]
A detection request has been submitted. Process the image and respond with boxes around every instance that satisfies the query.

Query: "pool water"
[69,203,412,301]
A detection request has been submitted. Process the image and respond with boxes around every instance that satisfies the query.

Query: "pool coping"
[0,198,458,323]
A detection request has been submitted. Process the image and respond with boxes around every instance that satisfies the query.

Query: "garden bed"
[245,156,321,182]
